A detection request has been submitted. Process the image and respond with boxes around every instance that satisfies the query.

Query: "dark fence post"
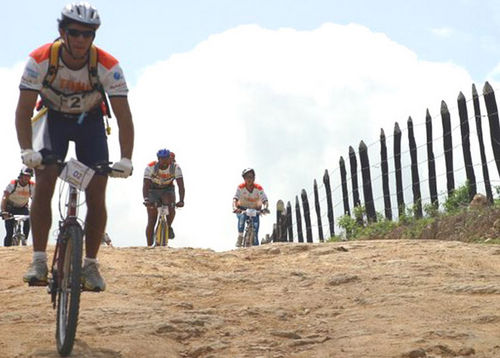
[359,141,377,222]
[286,201,293,242]
[380,129,392,220]
[394,122,405,217]
[301,189,313,243]
[295,196,304,243]
[425,109,438,207]
[349,146,362,223]
[408,117,423,218]
[339,156,351,216]
[457,91,477,201]
[483,81,500,178]
[313,180,324,242]
[322,170,335,238]
[472,84,493,203]
[441,100,455,196]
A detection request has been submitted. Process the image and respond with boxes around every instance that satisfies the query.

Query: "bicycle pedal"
[27,279,48,287]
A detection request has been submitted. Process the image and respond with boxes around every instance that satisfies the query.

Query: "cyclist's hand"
[176,200,184,208]
[262,208,270,215]
[143,198,151,206]
[233,208,242,214]
[110,158,133,178]
[1,212,11,220]
[21,149,42,168]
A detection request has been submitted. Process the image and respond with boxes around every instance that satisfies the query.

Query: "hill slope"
[1,240,500,358]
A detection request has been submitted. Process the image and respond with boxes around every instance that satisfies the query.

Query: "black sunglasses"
[66,28,95,39]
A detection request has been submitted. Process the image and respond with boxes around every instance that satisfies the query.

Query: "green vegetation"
[327,182,500,244]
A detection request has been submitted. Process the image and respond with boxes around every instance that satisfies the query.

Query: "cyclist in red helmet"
[143,149,185,246]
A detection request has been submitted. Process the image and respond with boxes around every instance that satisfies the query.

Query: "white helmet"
[60,2,101,28]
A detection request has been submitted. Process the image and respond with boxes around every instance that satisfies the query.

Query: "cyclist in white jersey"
[1,168,35,246]
[232,168,269,246]
[143,149,185,246]
[16,3,134,291]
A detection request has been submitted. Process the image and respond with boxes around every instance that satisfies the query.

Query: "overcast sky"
[2,1,500,251]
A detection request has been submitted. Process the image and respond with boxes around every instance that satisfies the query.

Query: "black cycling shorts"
[46,109,109,168]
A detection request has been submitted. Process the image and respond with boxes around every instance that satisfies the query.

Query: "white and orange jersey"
[144,161,183,187]
[19,43,128,113]
[234,183,268,209]
[4,180,35,208]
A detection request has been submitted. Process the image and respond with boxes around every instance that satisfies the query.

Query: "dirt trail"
[1,240,500,357]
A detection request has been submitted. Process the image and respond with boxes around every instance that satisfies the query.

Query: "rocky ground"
[1,239,499,358]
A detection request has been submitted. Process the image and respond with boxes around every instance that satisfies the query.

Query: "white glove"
[21,149,42,168]
[110,158,133,178]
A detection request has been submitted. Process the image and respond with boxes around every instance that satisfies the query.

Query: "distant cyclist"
[232,168,269,247]
[143,149,185,246]
[1,168,35,246]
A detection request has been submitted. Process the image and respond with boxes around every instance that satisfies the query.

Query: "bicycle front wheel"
[243,225,254,247]
[56,224,83,356]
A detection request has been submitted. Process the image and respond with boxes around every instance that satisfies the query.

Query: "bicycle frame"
[12,215,30,245]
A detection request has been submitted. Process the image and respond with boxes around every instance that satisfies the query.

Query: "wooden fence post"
[394,122,405,217]
[472,84,493,203]
[286,201,293,242]
[301,189,313,243]
[380,129,392,220]
[425,109,439,207]
[322,170,335,238]
[359,141,377,222]
[458,92,477,201]
[483,81,500,178]
[408,117,423,218]
[276,200,287,242]
[349,146,362,223]
[339,156,351,216]
[313,180,324,242]
[295,196,304,243]
[441,100,455,196]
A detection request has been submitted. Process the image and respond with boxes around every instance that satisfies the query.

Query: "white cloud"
[1,23,476,251]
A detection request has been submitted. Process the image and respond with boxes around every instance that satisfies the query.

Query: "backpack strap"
[88,44,113,134]
[10,180,18,194]
[42,40,63,88]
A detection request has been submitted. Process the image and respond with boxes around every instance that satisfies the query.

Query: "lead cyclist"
[16,2,134,291]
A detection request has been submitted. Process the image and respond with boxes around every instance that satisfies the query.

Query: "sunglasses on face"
[66,28,95,38]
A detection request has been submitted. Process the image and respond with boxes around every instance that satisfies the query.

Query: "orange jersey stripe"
[30,43,52,64]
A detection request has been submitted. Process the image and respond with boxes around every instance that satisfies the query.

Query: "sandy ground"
[1,240,499,358]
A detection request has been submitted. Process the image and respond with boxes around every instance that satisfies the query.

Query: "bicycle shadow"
[30,339,122,357]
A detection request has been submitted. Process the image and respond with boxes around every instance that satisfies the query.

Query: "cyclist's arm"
[142,178,152,202]
[176,177,185,203]
[109,96,134,160]
[15,90,38,150]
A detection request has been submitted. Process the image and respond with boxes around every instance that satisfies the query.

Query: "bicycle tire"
[56,224,83,356]
[243,224,253,247]
[161,219,169,247]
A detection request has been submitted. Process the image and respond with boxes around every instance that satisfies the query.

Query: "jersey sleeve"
[174,164,183,179]
[234,186,241,200]
[19,56,44,91]
[144,166,153,180]
[4,183,14,193]
[259,188,268,203]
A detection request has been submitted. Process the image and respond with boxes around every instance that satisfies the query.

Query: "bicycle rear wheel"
[56,224,83,356]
